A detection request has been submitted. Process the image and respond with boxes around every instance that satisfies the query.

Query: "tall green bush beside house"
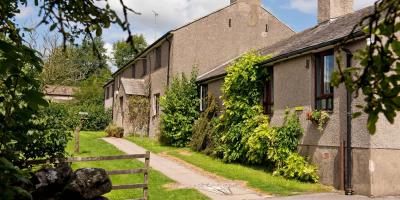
[217,52,270,162]
[160,69,199,147]
[214,52,318,182]
[190,95,220,154]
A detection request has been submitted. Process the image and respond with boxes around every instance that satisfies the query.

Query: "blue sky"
[15,0,377,69]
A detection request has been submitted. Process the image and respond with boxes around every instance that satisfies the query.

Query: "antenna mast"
[152,10,159,41]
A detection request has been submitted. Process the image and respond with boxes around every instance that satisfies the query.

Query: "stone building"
[44,85,77,102]
[197,0,400,196]
[104,0,295,136]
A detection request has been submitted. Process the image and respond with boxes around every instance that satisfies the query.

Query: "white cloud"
[287,0,377,14]
[102,0,229,44]
[354,0,378,10]
[288,0,317,14]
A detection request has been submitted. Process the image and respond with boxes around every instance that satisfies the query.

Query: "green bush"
[105,124,124,138]
[45,102,112,132]
[273,152,319,183]
[245,115,274,164]
[190,95,219,153]
[160,69,199,147]
[218,51,271,162]
[0,158,31,200]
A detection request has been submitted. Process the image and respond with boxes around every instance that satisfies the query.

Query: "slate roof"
[197,6,374,83]
[44,85,77,96]
[120,78,147,96]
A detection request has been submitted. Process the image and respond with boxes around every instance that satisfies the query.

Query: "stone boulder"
[31,163,73,200]
[62,168,112,199]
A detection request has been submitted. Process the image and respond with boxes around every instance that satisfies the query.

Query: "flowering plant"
[306,110,330,132]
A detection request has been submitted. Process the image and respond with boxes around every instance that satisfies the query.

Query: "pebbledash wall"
[105,0,295,137]
[204,39,400,196]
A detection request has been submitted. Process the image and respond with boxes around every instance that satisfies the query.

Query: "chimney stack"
[318,0,353,23]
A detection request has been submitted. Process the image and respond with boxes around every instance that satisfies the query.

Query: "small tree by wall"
[159,69,199,147]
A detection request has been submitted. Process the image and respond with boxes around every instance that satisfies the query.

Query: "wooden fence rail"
[26,152,150,200]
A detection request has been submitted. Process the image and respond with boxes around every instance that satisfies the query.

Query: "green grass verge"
[127,136,331,196]
[67,132,209,200]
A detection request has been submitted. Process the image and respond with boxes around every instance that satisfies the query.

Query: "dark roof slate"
[197,6,374,83]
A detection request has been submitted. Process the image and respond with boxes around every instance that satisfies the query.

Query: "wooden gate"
[27,151,150,200]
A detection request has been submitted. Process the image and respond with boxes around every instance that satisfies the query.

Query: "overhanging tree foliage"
[333,0,400,133]
[1,1,137,199]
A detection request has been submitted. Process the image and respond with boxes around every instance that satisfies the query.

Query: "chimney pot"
[318,0,353,23]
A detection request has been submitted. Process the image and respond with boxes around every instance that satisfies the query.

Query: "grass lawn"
[66,131,209,200]
[127,136,332,196]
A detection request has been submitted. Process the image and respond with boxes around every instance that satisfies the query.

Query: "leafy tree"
[160,69,199,147]
[333,0,400,133]
[113,35,148,68]
[42,37,110,86]
[1,0,137,198]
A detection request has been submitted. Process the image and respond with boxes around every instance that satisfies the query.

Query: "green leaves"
[333,0,400,134]
[160,69,200,147]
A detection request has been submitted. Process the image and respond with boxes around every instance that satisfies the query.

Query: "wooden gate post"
[143,151,150,200]
[74,119,83,154]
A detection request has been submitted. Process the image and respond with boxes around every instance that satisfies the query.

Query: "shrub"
[160,69,199,147]
[190,95,219,152]
[245,115,274,164]
[105,124,124,138]
[0,158,31,200]
[273,152,319,183]
[45,102,112,132]
[218,51,271,162]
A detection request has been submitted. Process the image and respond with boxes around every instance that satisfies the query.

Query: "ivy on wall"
[218,51,271,162]
[128,96,150,134]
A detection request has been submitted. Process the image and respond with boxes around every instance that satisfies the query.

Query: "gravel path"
[103,137,269,200]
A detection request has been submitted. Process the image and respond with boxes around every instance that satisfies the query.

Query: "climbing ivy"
[218,51,271,162]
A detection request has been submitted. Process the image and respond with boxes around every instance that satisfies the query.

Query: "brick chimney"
[318,0,353,23]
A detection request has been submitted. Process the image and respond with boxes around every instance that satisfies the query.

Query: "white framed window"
[153,93,160,116]
[200,85,208,111]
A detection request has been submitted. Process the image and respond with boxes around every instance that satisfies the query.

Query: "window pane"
[323,55,334,94]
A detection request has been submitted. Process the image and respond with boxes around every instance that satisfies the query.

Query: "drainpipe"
[166,37,172,86]
[343,48,354,195]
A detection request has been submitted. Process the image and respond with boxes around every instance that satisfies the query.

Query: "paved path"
[266,193,400,200]
[103,137,400,200]
[103,137,269,200]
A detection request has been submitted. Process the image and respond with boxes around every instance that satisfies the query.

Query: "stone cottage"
[197,0,400,196]
[104,0,295,136]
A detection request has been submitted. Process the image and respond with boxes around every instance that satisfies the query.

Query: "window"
[153,93,160,116]
[111,84,115,96]
[265,24,268,32]
[142,59,147,77]
[315,50,334,110]
[263,67,274,114]
[229,18,232,28]
[105,87,109,99]
[132,64,136,78]
[200,84,208,111]
[155,47,162,69]
[120,96,124,113]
